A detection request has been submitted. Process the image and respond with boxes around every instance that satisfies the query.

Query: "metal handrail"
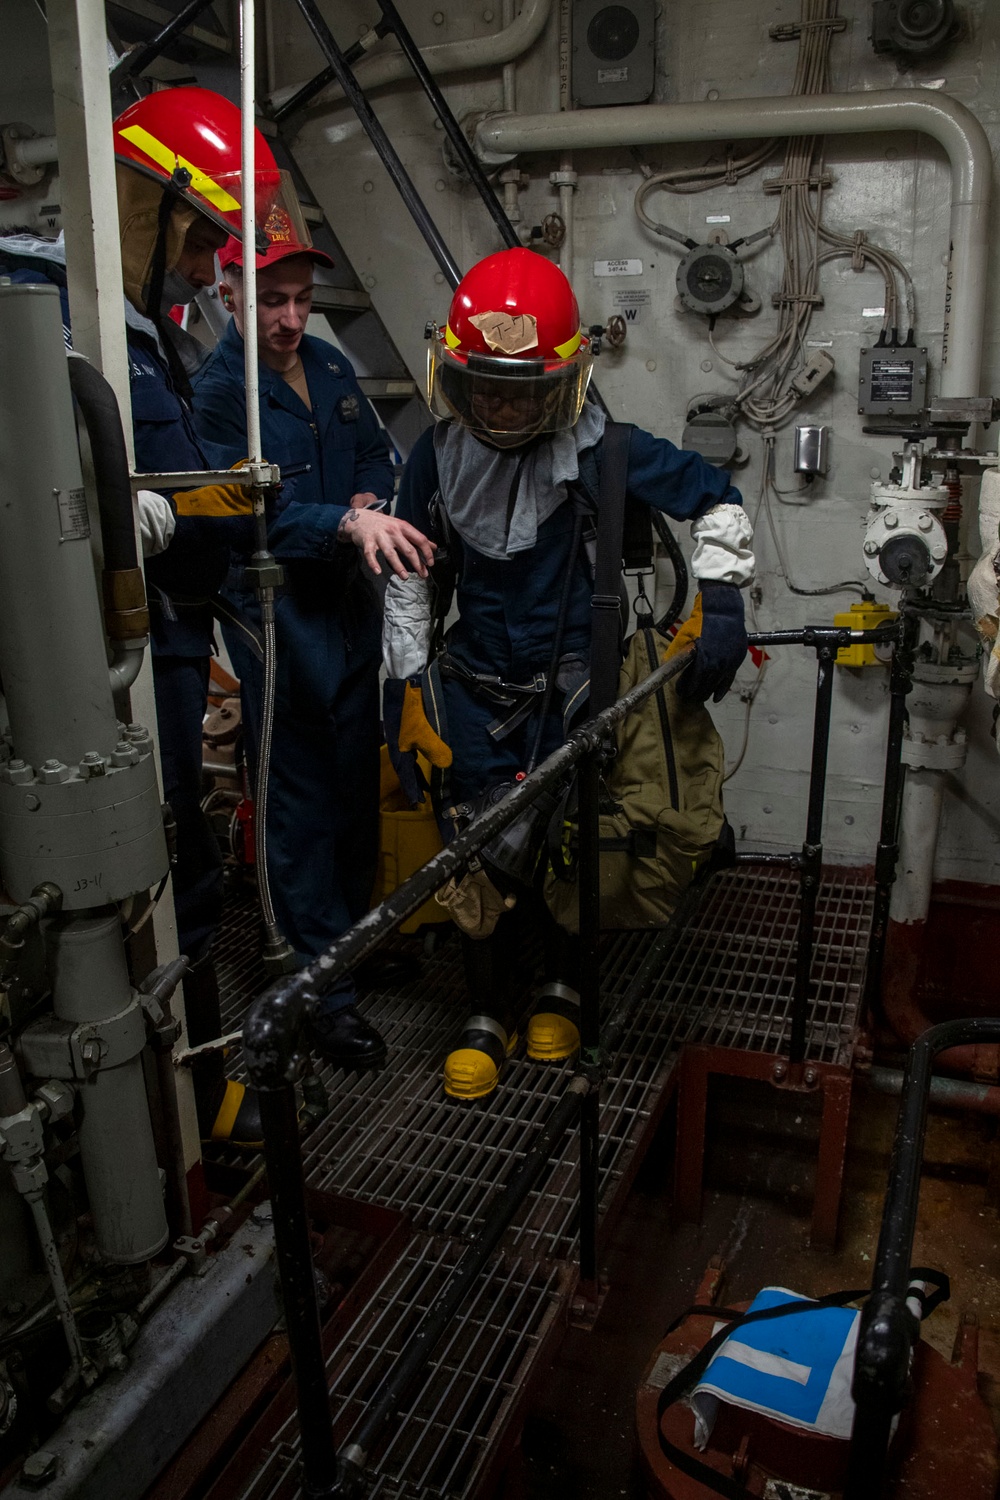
[242,617,905,1499]
[845,1017,1000,1499]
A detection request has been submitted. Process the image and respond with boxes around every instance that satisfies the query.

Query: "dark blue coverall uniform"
[0,249,229,958]
[395,421,744,804]
[192,320,393,993]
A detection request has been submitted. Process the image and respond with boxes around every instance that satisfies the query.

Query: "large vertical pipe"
[47,911,168,1263]
[0,286,119,770]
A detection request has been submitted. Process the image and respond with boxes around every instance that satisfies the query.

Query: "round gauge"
[676,244,745,317]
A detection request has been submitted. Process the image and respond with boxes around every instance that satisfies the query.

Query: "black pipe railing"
[291,0,463,289]
[862,609,918,1016]
[271,20,393,123]
[243,620,904,1495]
[845,1017,1000,1499]
[109,0,220,87]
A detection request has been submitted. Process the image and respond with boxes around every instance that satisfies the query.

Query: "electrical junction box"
[572,0,655,108]
[834,601,898,667]
[858,341,928,417]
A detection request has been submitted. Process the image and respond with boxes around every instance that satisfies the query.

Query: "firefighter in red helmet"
[382,248,755,1101]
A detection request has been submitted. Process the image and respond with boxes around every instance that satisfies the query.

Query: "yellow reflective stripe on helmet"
[118,124,241,214]
[444,323,461,350]
[553,329,582,360]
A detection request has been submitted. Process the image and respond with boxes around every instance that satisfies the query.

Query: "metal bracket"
[18,996,147,1080]
[130,461,281,492]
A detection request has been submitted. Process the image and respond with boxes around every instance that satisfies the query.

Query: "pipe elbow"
[108,637,147,696]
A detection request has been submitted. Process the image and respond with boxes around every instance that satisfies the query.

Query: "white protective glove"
[690,502,756,586]
[383,572,434,678]
[137,489,177,558]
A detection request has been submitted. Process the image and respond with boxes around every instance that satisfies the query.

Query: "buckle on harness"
[590,593,621,612]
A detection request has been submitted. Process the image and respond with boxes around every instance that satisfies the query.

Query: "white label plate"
[594,258,643,277]
[57,487,90,542]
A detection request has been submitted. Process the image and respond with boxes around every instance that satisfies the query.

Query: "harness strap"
[590,421,634,716]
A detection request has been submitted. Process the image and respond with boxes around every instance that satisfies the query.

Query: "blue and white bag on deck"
[691,1288,859,1449]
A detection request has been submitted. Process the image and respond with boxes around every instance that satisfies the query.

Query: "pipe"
[107,637,147,695]
[868,1064,1000,1116]
[267,0,553,115]
[375,0,518,250]
[66,354,150,690]
[0,1043,90,1408]
[577,745,602,1289]
[8,134,58,169]
[66,355,139,574]
[47,909,169,1264]
[862,613,916,1018]
[474,88,992,398]
[259,1084,340,1497]
[109,0,219,87]
[790,645,835,1065]
[293,0,463,289]
[240,0,262,472]
[847,1018,1000,1499]
[0,285,120,770]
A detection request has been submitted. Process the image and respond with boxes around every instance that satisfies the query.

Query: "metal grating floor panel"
[212,865,872,1499]
[232,1240,571,1500]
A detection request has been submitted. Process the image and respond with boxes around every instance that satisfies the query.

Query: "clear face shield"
[427,332,594,443]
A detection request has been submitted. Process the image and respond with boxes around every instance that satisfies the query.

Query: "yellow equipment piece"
[526,1010,580,1062]
[443,1029,518,1102]
[834,601,897,668]
[371,745,450,933]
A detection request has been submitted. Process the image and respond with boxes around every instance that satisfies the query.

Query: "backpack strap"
[590,421,635,716]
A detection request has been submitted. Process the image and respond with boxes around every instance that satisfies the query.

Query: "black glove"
[677,581,748,704]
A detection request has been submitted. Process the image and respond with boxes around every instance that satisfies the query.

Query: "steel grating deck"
[211,865,873,1499]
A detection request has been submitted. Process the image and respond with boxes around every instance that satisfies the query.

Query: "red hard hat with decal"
[113,86,280,241]
[428,249,593,441]
[217,194,333,274]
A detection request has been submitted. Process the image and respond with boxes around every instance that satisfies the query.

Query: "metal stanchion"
[576,744,603,1290]
[789,643,836,1066]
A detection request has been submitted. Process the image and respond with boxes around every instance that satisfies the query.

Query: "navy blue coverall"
[0,248,228,958]
[192,320,393,992]
[395,421,744,804]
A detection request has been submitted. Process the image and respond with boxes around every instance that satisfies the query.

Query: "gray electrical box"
[857,341,928,417]
[572,0,655,108]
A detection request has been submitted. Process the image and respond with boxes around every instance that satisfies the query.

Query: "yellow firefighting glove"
[664,593,703,660]
[173,460,254,517]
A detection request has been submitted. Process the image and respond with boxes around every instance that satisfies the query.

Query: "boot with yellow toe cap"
[443,1014,518,1101]
[525,981,581,1063]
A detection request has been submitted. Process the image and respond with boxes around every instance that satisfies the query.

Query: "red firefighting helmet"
[217,183,333,273]
[427,248,593,440]
[113,86,281,243]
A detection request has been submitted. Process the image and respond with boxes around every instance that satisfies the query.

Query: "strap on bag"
[589,421,635,716]
[654,1267,950,1499]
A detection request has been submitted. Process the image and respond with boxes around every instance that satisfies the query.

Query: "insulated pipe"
[0,284,119,769]
[47,910,169,1264]
[267,0,553,114]
[475,89,992,398]
[66,355,138,574]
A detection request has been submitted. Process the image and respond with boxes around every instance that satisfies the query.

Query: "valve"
[862,440,949,589]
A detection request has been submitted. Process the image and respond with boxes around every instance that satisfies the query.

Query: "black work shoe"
[200,1078,265,1148]
[308,1006,388,1070]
